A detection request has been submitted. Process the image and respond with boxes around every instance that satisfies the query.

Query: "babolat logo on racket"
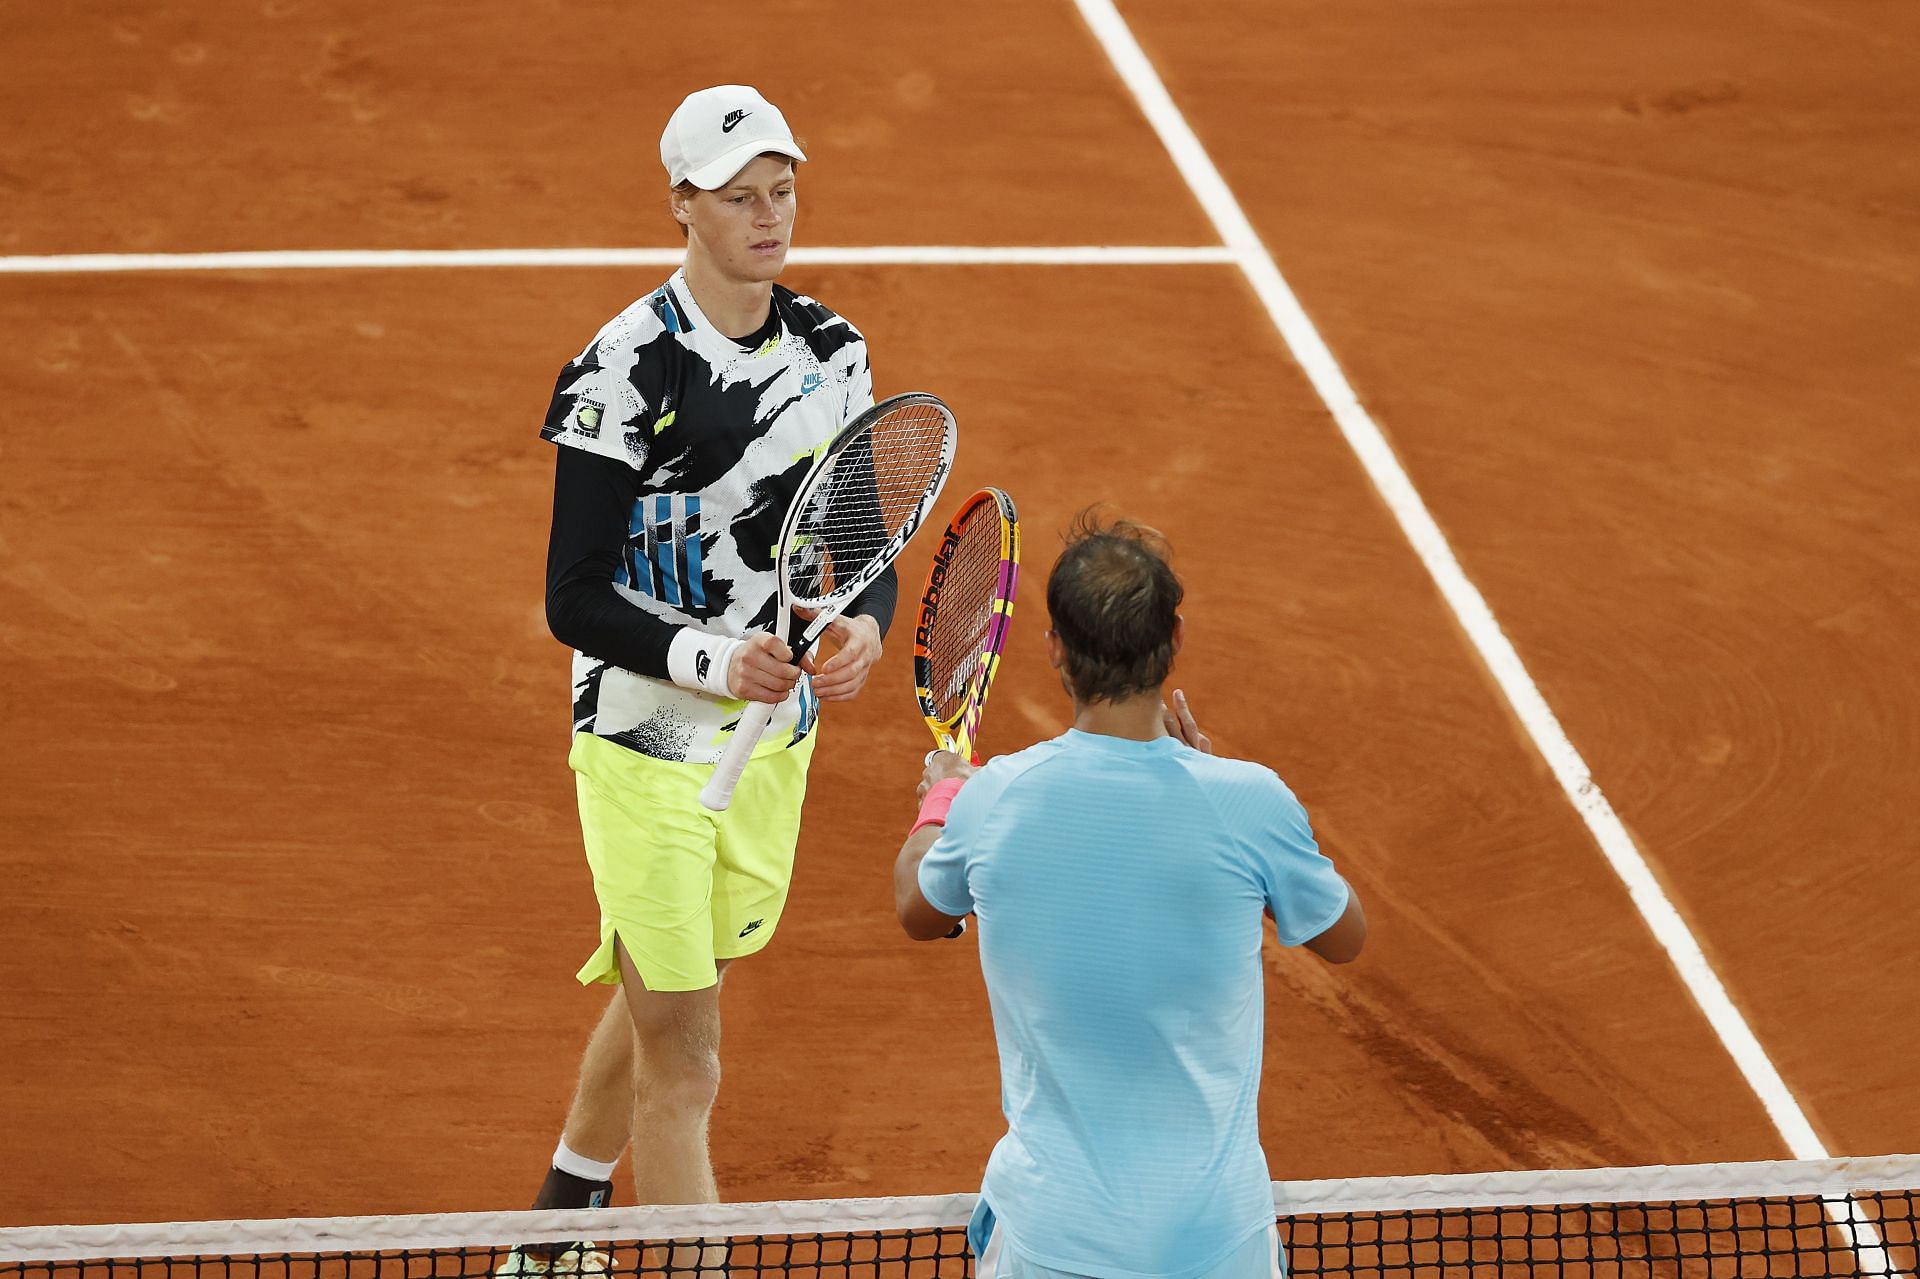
[916,524,963,650]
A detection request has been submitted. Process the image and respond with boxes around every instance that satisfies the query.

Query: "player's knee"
[638,1038,722,1113]
[582,1027,635,1092]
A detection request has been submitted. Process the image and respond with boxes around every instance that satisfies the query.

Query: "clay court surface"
[3,0,1918,1227]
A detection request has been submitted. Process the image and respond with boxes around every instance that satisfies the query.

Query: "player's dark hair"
[1046,512,1183,704]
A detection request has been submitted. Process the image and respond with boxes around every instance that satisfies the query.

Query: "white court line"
[1072,0,1835,1157]
[0,244,1235,274]
[1072,4,1907,1268]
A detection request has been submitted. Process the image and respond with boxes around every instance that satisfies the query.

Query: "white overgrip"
[698,608,836,812]
[698,701,778,811]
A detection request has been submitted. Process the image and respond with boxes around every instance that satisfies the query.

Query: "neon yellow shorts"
[568,728,817,993]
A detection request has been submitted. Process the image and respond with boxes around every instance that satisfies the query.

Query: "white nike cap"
[660,85,808,190]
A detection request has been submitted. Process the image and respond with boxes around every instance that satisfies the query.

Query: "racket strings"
[787,402,952,605]
[925,513,1008,721]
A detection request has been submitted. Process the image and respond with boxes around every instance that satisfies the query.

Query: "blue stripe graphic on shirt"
[618,499,656,595]
[621,495,706,611]
[652,494,681,607]
[647,285,694,335]
[683,497,706,608]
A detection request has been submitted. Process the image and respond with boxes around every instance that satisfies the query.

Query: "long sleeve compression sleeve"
[544,446,679,677]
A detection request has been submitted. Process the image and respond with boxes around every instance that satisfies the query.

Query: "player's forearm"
[893,827,957,940]
[547,572,759,697]
[545,577,679,678]
[546,444,704,682]
[846,563,898,637]
[1304,889,1367,964]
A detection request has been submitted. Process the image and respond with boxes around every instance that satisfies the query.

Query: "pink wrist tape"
[910,778,967,836]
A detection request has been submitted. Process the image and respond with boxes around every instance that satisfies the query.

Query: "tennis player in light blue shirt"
[894,516,1367,1279]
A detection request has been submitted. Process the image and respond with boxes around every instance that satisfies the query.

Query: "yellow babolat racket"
[914,487,1020,764]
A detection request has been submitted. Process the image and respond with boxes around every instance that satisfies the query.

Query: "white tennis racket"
[698,392,958,811]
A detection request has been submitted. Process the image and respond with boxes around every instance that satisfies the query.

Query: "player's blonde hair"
[1046,512,1183,704]
[670,179,695,240]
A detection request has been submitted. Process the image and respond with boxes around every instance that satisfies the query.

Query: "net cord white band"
[1271,1155,1920,1214]
[1276,1158,1919,1279]
[5,1155,1916,1264]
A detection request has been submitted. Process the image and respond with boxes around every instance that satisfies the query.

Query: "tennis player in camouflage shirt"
[502,86,896,1272]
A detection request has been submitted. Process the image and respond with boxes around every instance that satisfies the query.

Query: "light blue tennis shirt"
[918,729,1350,1279]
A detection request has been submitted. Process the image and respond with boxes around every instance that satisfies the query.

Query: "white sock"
[551,1137,619,1182]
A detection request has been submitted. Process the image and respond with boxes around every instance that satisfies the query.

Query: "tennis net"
[2,1156,1915,1279]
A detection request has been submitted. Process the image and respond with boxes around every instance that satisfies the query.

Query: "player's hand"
[728,632,803,705]
[918,749,978,799]
[1162,688,1213,754]
[799,610,882,702]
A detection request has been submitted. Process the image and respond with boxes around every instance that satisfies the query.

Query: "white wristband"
[667,628,744,698]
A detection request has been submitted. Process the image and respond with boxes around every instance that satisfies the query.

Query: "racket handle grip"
[699,702,778,811]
